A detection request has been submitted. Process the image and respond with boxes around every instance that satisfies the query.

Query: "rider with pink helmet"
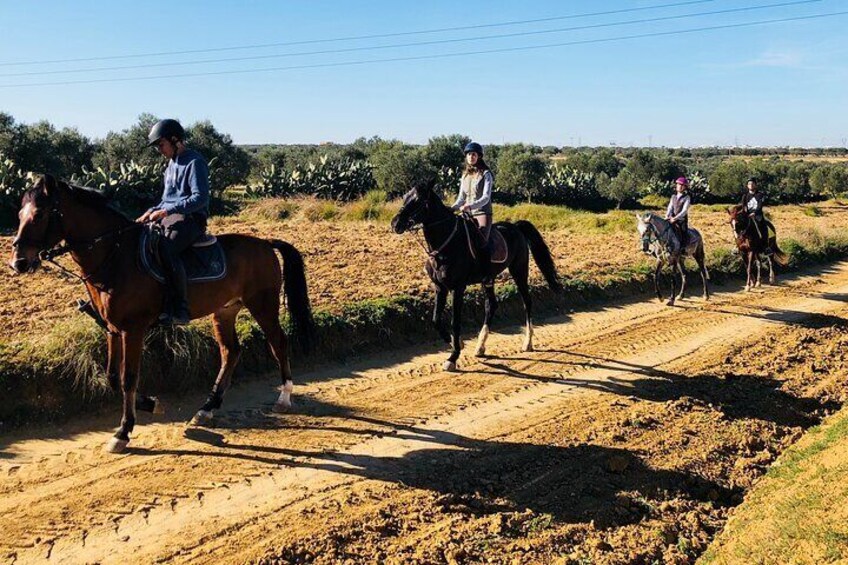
[666,177,691,249]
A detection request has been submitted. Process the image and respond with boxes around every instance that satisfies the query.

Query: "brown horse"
[8,175,314,453]
[727,204,787,290]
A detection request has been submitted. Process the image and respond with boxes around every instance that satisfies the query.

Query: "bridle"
[12,189,144,289]
[402,192,461,257]
[640,215,671,253]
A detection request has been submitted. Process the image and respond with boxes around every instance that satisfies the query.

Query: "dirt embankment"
[1,262,847,564]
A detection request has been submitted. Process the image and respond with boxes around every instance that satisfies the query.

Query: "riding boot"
[478,242,493,286]
[169,259,191,325]
[159,246,191,326]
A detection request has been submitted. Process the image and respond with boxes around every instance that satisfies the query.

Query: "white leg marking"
[522,321,534,352]
[474,325,490,357]
[273,380,294,412]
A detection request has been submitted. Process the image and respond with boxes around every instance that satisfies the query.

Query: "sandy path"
[2,263,848,564]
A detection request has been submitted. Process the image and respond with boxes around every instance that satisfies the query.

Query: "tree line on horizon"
[2,112,846,223]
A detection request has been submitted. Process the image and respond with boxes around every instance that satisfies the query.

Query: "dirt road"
[2,263,848,564]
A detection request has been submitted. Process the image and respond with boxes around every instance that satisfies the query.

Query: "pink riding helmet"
[675,176,689,186]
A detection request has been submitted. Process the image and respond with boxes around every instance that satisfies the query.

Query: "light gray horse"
[636,212,710,306]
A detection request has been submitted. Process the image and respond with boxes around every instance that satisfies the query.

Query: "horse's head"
[635,212,655,253]
[391,178,440,234]
[727,204,747,235]
[8,174,65,274]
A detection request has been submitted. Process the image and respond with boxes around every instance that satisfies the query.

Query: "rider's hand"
[148,209,168,222]
[460,204,471,213]
[135,211,151,223]
[669,218,676,224]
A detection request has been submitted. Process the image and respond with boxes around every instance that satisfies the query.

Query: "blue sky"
[0,0,845,147]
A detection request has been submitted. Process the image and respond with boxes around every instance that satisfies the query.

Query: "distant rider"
[666,177,691,249]
[451,142,495,282]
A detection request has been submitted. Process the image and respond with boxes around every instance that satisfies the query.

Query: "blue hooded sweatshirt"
[148,149,210,217]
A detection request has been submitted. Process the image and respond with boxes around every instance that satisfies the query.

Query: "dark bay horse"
[391,181,562,371]
[8,175,314,453]
[727,204,787,290]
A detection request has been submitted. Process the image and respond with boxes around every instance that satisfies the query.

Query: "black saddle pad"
[139,228,227,284]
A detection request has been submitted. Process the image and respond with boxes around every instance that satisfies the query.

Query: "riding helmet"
[675,176,689,186]
[147,119,185,147]
[463,142,484,156]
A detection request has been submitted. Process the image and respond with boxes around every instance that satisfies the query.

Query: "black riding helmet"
[463,141,483,156]
[147,119,185,147]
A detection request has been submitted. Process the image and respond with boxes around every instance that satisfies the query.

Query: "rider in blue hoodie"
[136,119,210,325]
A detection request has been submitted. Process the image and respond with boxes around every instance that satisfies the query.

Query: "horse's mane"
[25,176,133,223]
[67,182,130,220]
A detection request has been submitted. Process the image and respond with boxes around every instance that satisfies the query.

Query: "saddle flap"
[490,228,508,263]
[193,234,218,247]
[139,228,227,284]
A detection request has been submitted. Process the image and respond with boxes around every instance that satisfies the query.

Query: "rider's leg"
[764,218,776,254]
[158,214,204,325]
[475,214,493,285]
[678,217,688,250]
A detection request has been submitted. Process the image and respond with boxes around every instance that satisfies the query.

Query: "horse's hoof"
[152,396,165,415]
[272,401,291,413]
[522,343,534,353]
[443,361,458,372]
[189,410,213,427]
[104,437,129,454]
[666,300,675,307]
[474,347,486,358]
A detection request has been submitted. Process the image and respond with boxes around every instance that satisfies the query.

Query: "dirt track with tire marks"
[2,263,848,564]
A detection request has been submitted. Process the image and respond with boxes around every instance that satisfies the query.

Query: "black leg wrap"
[201,390,224,411]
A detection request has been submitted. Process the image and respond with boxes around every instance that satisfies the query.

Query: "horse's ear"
[41,174,58,197]
[414,179,431,197]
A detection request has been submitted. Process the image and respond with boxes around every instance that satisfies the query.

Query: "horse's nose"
[390,216,403,234]
[11,257,28,273]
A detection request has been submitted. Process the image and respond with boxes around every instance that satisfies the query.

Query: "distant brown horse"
[9,175,314,453]
[727,204,787,290]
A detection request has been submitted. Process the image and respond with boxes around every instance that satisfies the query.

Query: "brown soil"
[1,262,847,564]
[1,204,846,344]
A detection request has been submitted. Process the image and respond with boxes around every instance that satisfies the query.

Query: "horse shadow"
[134,413,735,528]
[529,349,837,429]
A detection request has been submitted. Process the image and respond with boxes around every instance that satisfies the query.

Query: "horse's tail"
[515,220,562,293]
[772,239,789,266]
[270,240,315,354]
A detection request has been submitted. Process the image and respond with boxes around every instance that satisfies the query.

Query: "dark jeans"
[673,218,688,248]
[473,214,493,282]
[158,213,206,315]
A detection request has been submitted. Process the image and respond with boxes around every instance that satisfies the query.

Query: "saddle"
[139,225,227,284]
[677,228,701,254]
[464,220,509,264]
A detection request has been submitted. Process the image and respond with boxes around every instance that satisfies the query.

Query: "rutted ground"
[0,202,845,343]
[1,262,847,564]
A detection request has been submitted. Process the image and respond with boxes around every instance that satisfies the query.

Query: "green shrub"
[240,198,300,222]
[301,199,341,221]
[248,155,375,201]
